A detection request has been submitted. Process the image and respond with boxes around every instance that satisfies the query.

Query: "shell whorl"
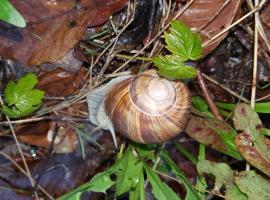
[104,70,191,144]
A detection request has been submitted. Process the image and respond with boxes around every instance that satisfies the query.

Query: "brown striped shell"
[104,70,191,144]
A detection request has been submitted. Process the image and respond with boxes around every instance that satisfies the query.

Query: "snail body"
[104,70,191,144]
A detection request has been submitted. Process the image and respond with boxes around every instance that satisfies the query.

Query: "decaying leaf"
[233,103,270,177]
[0,0,127,66]
[185,115,241,159]
[178,0,242,56]
[235,133,270,177]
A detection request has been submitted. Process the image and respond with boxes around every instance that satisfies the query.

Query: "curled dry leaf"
[0,0,127,66]
[178,0,242,56]
[233,103,270,176]
[235,133,270,177]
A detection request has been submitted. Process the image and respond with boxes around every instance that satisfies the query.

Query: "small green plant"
[58,144,201,200]
[153,20,202,80]
[0,0,26,27]
[1,73,45,118]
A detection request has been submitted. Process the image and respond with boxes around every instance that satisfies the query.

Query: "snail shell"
[104,70,191,144]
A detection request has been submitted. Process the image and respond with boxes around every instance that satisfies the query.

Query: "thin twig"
[202,73,249,103]
[196,69,224,121]
[0,151,55,200]
[0,97,40,200]
[202,0,268,48]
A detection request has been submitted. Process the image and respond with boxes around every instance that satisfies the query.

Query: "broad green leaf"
[144,164,181,200]
[197,160,234,189]
[225,185,247,200]
[0,0,26,27]
[165,20,202,61]
[235,171,270,200]
[57,170,115,200]
[161,151,201,200]
[115,148,143,196]
[153,55,197,80]
[2,73,45,118]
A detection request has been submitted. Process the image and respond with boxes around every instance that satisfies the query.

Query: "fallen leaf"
[0,0,127,66]
[178,0,242,56]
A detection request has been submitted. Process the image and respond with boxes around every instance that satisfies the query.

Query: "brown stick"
[196,68,224,121]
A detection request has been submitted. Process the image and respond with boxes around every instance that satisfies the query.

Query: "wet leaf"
[225,185,247,200]
[178,0,242,56]
[235,171,270,200]
[0,0,127,66]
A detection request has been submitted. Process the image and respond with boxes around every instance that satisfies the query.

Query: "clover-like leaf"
[2,73,45,118]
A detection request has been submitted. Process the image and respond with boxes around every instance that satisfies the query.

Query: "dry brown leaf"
[0,0,127,66]
[178,0,242,56]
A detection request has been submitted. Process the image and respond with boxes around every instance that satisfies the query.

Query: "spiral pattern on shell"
[104,70,191,144]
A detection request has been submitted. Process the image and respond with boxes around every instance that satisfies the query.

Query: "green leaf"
[225,185,247,200]
[0,0,26,27]
[196,144,207,200]
[2,73,45,118]
[165,20,202,61]
[217,101,270,113]
[144,164,181,200]
[115,148,143,196]
[235,171,270,200]
[192,96,213,117]
[197,160,235,190]
[153,55,197,80]
[129,172,145,200]
[161,151,201,200]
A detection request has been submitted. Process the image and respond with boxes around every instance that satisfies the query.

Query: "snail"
[87,69,190,147]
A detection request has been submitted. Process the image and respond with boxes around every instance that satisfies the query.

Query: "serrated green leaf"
[235,171,270,200]
[165,20,202,61]
[144,164,181,200]
[2,73,45,118]
[153,55,197,80]
[115,148,143,196]
[129,172,145,200]
[0,0,26,27]
[161,151,201,200]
